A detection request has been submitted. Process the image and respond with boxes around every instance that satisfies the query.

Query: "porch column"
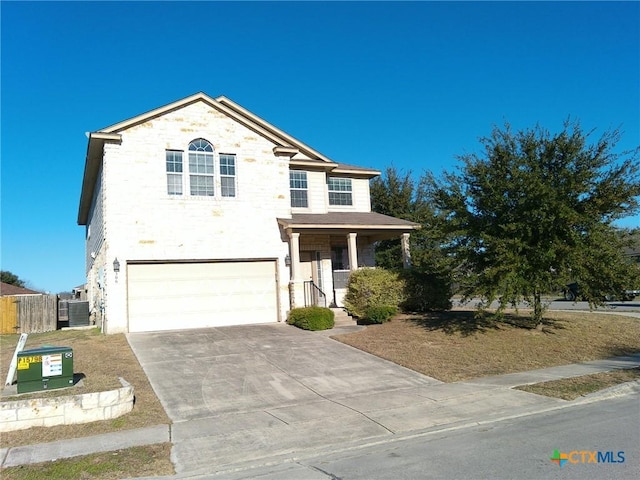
[289,232,301,281]
[401,232,412,269]
[347,232,358,271]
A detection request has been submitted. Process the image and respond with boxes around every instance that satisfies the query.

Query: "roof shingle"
[278,212,420,228]
[0,282,42,296]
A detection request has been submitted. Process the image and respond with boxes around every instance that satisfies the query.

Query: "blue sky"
[1,1,639,293]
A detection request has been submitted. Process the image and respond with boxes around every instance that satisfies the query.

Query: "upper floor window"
[290,171,308,207]
[219,154,236,197]
[189,139,214,196]
[165,140,237,198]
[166,150,183,195]
[328,177,352,206]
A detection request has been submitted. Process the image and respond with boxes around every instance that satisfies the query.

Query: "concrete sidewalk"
[2,353,639,474]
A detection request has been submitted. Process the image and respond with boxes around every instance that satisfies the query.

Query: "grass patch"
[332,310,640,382]
[516,367,640,400]
[0,329,170,448]
[0,443,174,479]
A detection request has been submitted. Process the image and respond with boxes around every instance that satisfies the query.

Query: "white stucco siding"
[100,101,292,332]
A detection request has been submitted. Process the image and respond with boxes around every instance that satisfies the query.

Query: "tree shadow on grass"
[500,314,567,333]
[408,311,501,336]
[408,311,567,336]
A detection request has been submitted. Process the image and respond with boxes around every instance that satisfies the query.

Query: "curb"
[2,372,639,473]
[572,379,640,403]
[154,381,640,479]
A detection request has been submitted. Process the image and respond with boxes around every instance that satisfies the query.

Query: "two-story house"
[78,93,418,333]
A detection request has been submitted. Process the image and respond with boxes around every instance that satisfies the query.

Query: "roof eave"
[285,224,420,230]
[330,166,380,178]
[290,159,339,170]
[277,219,420,230]
[216,95,335,164]
[98,92,336,165]
[99,92,212,133]
[77,132,122,225]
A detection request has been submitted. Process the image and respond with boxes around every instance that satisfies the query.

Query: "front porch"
[278,213,419,309]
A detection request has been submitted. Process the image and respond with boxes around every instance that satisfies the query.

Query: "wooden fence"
[0,295,58,334]
[0,296,19,334]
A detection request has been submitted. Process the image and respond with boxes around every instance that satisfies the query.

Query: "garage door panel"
[127,261,278,332]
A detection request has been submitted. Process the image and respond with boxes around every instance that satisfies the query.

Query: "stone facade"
[79,94,415,332]
[86,102,294,332]
[0,378,133,432]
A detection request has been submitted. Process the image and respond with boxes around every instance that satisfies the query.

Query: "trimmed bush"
[344,267,452,318]
[363,305,397,324]
[287,306,335,331]
[343,268,405,318]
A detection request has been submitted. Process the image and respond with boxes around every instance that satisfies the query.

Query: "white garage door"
[127,261,278,332]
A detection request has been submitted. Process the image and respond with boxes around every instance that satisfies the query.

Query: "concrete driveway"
[127,323,442,474]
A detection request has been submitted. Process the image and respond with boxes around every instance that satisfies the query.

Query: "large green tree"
[370,167,427,268]
[370,167,452,270]
[370,167,454,311]
[426,121,640,326]
[1,271,26,287]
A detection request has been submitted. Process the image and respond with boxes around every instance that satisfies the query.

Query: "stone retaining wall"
[0,378,134,432]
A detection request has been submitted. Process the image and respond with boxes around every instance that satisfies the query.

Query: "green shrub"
[344,268,405,318]
[400,268,452,312]
[287,306,335,331]
[363,305,397,324]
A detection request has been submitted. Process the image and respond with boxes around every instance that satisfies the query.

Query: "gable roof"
[98,93,336,163]
[78,93,380,224]
[0,282,42,296]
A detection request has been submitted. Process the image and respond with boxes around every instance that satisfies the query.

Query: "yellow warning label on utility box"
[17,356,42,370]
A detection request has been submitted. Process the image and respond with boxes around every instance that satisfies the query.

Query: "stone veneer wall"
[0,378,133,432]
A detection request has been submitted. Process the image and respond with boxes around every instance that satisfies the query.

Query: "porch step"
[330,307,356,326]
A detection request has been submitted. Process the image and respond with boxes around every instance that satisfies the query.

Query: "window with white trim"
[219,154,236,197]
[188,139,214,196]
[290,171,308,207]
[328,177,352,206]
[166,150,183,195]
[165,140,238,198]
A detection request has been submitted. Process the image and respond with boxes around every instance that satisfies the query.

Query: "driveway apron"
[127,323,442,474]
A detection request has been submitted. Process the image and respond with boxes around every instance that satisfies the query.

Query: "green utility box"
[16,346,74,394]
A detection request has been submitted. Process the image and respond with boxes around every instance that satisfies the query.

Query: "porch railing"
[303,280,327,308]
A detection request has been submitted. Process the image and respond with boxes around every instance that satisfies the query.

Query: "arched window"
[188,139,214,196]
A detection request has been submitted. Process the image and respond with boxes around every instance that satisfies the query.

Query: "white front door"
[299,252,314,282]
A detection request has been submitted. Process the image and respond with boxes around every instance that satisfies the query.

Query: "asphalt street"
[210,393,640,480]
[453,298,640,314]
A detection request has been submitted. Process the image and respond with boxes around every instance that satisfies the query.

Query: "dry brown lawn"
[1,444,174,480]
[0,328,170,448]
[516,367,640,400]
[333,310,640,382]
